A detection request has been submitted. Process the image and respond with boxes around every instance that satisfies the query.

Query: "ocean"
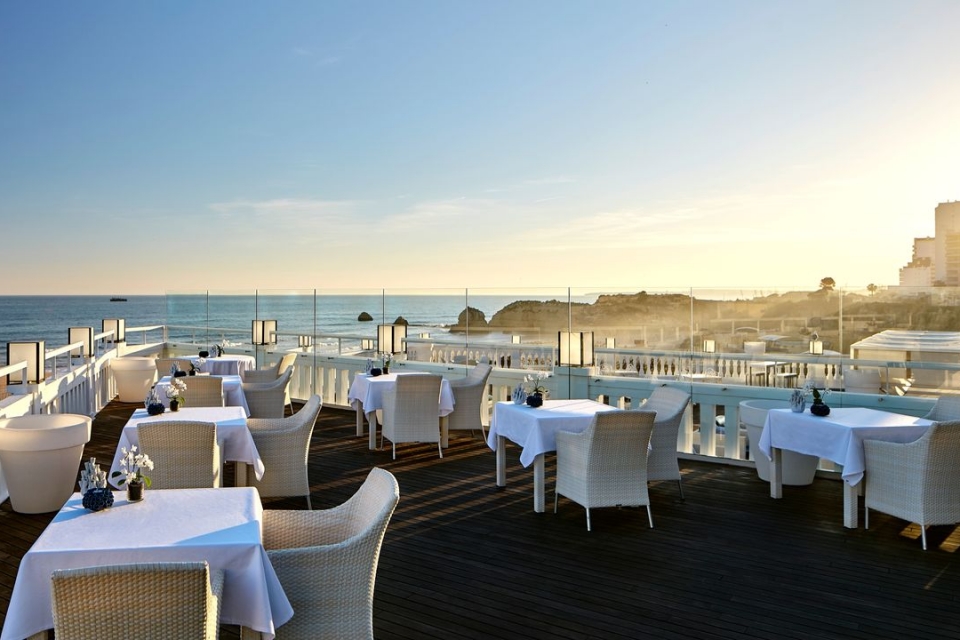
[0,293,594,361]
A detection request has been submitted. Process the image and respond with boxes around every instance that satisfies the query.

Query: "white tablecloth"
[348,372,455,417]
[203,355,257,376]
[759,407,933,485]
[487,399,618,467]
[156,374,249,416]
[0,487,292,640]
[109,406,264,488]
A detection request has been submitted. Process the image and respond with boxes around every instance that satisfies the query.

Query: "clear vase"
[127,481,144,502]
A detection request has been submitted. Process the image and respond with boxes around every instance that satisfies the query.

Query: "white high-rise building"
[899,237,935,287]
[934,201,960,286]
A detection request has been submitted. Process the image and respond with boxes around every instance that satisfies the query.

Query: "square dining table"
[155,374,250,416]
[348,372,455,450]
[759,407,933,528]
[0,487,293,640]
[487,399,618,512]
[109,406,264,488]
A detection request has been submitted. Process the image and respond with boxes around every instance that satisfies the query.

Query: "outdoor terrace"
[2,400,959,639]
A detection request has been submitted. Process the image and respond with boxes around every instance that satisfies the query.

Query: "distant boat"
[109,297,127,302]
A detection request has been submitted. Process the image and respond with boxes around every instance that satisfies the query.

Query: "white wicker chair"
[864,420,960,550]
[922,396,960,421]
[641,386,692,499]
[380,374,443,459]
[243,368,293,419]
[554,409,657,531]
[51,561,224,640]
[262,467,400,640]
[245,394,322,509]
[446,362,493,439]
[180,375,224,408]
[137,421,221,489]
[241,352,297,383]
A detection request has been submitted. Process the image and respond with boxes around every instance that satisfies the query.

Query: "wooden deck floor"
[3,400,960,639]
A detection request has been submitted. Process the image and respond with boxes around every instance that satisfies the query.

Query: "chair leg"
[554,491,559,513]
[921,526,928,551]
[586,508,591,532]
[864,507,869,529]
[646,505,654,528]
[677,478,685,502]
[306,494,312,510]
[392,443,396,460]
[437,442,443,459]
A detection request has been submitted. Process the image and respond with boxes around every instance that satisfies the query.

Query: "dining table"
[109,406,264,488]
[348,371,455,450]
[486,399,618,512]
[759,407,933,528]
[155,374,250,416]
[0,487,293,640]
[200,354,257,376]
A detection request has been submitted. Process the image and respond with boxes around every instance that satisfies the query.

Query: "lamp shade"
[252,320,278,345]
[809,339,824,355]
[102,319,125,343]
[512,335,522,344]
[360,338,375,351]
[7,341,45,384]
[378,324,407,354]
[558,331,594,367]
[605,337,616,349]
[703,339,716,353]
[68,327,95,358]
[298,335,313,349]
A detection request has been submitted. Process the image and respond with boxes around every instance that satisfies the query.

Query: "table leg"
[533,453,545,513]
[368,411,379,450]
[240,626,263,640]
[440,416,449,448]
[496,435,506,487]
[234,462,248,487]
[355,401,365,437]
[769,447,783,499]
[843,482,859,528]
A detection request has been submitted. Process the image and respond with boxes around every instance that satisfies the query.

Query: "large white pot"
[0,414,92,513]
[740,400,820,486]
[111,357,158,402]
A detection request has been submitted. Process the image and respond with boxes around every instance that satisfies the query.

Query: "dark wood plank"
[1,400,959,639]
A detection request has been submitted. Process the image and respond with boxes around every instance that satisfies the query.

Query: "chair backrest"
[383,374,443,443]
[156,357,193,376]
[180,376,224,407]
[261,468,399,639]
[52,561,223,640]
[137,421,220,489]
[581,409,657,479]
[642,386,692,482]
[246,395,323,498]
[243,368,293,419]
[277,352,297,376]
[448,364,493,431]
[923,396,960,422]
[843,368,883,394]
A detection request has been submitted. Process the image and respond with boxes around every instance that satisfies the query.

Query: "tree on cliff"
[819,277,836,291]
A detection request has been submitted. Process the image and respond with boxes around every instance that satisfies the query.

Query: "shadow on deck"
[2,400,960,639]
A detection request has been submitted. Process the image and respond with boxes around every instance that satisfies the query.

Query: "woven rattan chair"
[155,357,193,377]
[137,421,221,489]
[180,375,224,408]
[641,386,692,500]
[241,353,297,383]
[51,561,224,640]
[446,362,493,439]
[554,409,657,531]
[864,421,960,550]
[243,368,293,419]
[262,467,399,640]
[245,394,322,509]
[380,374,443,459]
[922,396,960,421]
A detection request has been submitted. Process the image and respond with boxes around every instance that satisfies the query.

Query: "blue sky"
[2,1,959,294]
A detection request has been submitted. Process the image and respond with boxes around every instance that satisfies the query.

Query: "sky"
[2,1,959,295]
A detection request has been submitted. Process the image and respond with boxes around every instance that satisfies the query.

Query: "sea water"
[0,293,592,361]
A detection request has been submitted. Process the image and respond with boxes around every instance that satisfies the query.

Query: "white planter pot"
[111,357,159,402]
[0,414,92,513]
[740,399,820,486]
